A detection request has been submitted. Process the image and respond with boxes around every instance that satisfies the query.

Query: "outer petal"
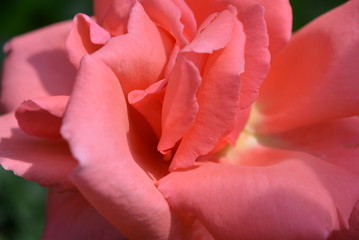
[93,1,174,95]
[1,21,76,112]
[261,117,359,176]
[255,0,359,133]
[158,148,359,240]
[0,113,76,190]
[61,55,184,239]
[15,96,69,139]
[42,188,126,240]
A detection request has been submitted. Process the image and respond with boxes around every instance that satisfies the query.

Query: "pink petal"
[184,0,292,55]
[262,117,359,176]
[128,79,167,137]
[93,1,174,95]
[139,0,193,46]
[1,21,76,112]
[0,113,76,190]
[67,14,111,68]
[158,148,359,239]
[61,55,184,239]
[158,56,201,154]
[94,0,135,36]
[169,16,245,170]
[42,188,126,240]
[15,96,69,139]
[255,0,359,133]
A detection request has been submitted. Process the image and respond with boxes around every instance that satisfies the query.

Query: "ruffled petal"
[15,96,68,139]
[42,188,126,240]
[67,14,111,68]
[61,55,184,239]
[255,0,359,133]
[1,21,76,112]
[169,13,245,170]
[158,148,359,240]
[0,113,76,190]
[261,117,359,176]
[185,0,291,55]
[93,1,174,95]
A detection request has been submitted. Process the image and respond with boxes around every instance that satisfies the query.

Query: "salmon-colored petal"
[262,117,359,176]
[128,79,167,138]
[93,1,174,95]
[61,55,184,239]
[0,113,76,190]
[158,56,201,153]
[255,0,359,133]
[15,96,68,139]
[95,0,135,36]
[1,21,76,112]
[158,148,359,240]
[170,17,245,170]
[67,14,111,68]
[185,0,291,55]
[42,188,126,240]
[139,0,192,45]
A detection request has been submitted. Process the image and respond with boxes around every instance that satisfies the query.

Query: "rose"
[1,0,359,239]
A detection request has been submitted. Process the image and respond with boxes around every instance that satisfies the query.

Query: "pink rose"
[1,0,359,239]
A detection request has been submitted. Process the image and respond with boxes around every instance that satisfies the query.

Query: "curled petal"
[93,1,174,95]
[169,15,245,170]
[15,96,68,139]
[67,14,111,67]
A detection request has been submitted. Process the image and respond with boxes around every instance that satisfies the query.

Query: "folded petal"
[93,1,174,95]
[158,148,359,240]
[185,0,291,55]
[255,0,359,133]
[0,113,76,190]
[15,96,69,139]
[169,15,245,170]
[42,188,126,240]
[261,117,359,176]
[61,55,184,239]
[1,21,76,112]
[94,0,135,35]
[67,14,111,68]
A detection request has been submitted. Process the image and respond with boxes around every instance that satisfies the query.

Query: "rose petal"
[61,55,185,239]
[158,148,359,240]
[169,16,245,170]
[184,0,292,55]
[93,1,174,95]
[0,113,76,190]
[67,14,111,68]
[255,0,359,133]
[1,21,76,112]
[42,188,127,240]
[261,117,359,176]
[15,96,68,139]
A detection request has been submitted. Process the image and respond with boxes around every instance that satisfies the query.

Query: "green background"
[0,0,348,239]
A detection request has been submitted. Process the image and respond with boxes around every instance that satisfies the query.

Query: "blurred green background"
[0,0,347,239]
